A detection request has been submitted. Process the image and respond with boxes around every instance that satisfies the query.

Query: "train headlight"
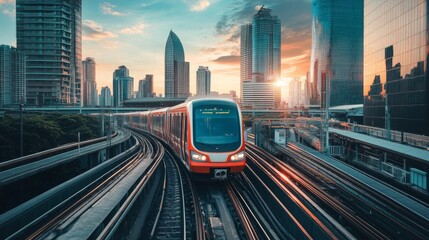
[191,151,207,161]
[230,151,245,161]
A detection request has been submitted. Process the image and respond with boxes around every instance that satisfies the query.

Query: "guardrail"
[0,135,139,239]
[0,131,118,171]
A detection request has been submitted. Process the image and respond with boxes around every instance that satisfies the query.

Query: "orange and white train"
[129,98,246,180]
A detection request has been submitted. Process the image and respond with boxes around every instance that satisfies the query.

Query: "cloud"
[211,55,240,65]
[191,0,210,11]
[100,2,125,16]
[211,67,240,75]
[0,0,14,17]
[120,23,146,35]
[2,7,14,16]
[211,0,312,77]
[82,20,117,41]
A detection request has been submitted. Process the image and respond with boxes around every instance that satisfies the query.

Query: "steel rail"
[247,142,386,239]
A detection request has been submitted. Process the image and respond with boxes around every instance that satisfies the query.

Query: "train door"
[182,113,189,164]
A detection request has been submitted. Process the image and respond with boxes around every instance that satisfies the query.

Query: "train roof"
[168,97,237,111]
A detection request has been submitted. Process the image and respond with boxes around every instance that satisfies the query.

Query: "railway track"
[282,142,429,239]
[25,129,159,239]
[144,151,187,239]
[246,142,386,239]
[133,128,205,240]
[0,129,167,239]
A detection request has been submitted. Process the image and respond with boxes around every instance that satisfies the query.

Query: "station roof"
[329,128,429,163]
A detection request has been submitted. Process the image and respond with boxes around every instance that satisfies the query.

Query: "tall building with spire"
[165,30,189,98]
[252,7,281,83]
[310,0,363,107]
[16,0,82,106]
[82,57,97,106]
[240,6,281,109]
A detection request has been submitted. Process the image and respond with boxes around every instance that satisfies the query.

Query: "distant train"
[128,98,246,180]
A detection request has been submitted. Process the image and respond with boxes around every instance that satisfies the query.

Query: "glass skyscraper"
[240,24,252,102]
[82,57,97,106]
[113,65,133,107]
[252,7,281,83]
[240,7,281,109]
[0,45,26,107]
[164,30,189,98]
[310,0,363,107]
[196,66,211,96]
[99,86,111,107]
[16,0,82,106]
[364,0,429,135]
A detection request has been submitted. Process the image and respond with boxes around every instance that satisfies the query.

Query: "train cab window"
[192,101,241,152]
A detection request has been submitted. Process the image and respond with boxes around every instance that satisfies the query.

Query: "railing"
[0,131,117,171]
[337,123,429,149]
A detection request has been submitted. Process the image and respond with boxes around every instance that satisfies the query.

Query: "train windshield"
[193,102,241,152]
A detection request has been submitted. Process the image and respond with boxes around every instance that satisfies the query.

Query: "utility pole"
[325,74,330,156]
[19,98,24,157]
[385,94,391,141]
[78,132,81,155]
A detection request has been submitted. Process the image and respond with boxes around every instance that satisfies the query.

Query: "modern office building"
[113,65,133,107]
[143,74,153,98]
[289,77,302,108]
[252,7,281,83]
[99,86,111,107]
[165,30,190,98]
[0,45,26,107]
[240,7,281,109]
[196,66,211,96]
[16,0,82,106]
[137,74,154,98]
[364,0,429,135]
[310,0,363,107]
[240,24,252,102]
[242,82,275,109]
[82,57,97,106]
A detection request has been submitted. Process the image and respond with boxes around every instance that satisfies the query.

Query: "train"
[128,97,246,180]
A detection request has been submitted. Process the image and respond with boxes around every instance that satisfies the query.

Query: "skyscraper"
[240,6,281,109]
[137,74,154,98]
[99,86,111,107]
[310,0,363,107]
[0,45,26,107]
[113,65,133,107]
[165,30,190,98]
[16,0,82,106]
[240,24,252,101]
[82,57,97,106]
[196,66,211,96]
[364,0,429,135]
[252,7,281,83]
[289,77,302,108]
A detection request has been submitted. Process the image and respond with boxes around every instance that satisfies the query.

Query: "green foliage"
[22,115,63,155]
[0,114,100,161]
[0,116,19,160]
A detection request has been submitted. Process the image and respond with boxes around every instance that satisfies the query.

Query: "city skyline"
[0,0,312,97]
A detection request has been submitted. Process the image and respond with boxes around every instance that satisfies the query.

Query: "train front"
[189,99,246,180]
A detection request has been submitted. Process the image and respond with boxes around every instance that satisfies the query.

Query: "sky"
[0,0,312,97]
